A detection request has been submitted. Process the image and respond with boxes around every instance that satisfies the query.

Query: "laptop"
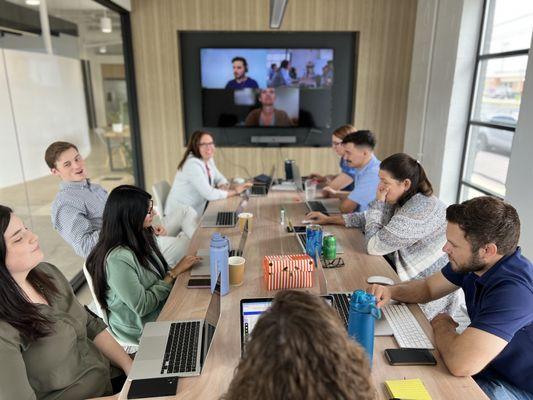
[305,198,341,215]
[201,198,246,228]
[191,220,249,277]
[294,231,344,254]
[128,288,221,380]
[239,294,392,351]
[250,166,276,197]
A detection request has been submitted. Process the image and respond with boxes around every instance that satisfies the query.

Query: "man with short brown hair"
[370,196,533,399]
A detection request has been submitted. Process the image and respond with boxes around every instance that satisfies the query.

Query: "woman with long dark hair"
[165,130,251,216]
[308,153,464,318]
[222,290,375,400]
[0,205,132,399]
[87,185,200,344]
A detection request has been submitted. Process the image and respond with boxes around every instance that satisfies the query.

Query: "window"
[458,0,533,201]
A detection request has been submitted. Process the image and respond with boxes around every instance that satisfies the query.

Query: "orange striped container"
[262,254,314,290]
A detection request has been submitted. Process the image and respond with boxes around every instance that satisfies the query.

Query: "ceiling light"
[100,12,112,33]
[25,0,40,5]
[99,46,107,54]
[270,0,288,29]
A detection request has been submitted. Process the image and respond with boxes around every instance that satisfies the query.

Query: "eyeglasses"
[147,200,154,215]
[199,142,215,148]
[320,256,345,269]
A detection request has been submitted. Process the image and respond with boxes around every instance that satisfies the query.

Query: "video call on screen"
[200,48,334,129]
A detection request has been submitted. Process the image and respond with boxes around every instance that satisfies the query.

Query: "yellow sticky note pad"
[385,378,432,400]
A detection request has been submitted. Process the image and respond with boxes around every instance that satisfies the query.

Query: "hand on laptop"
[309,173,326,183]
[305,211,330,224]
[322,186,337,198]
[367,284,392,308]
[167,255,202,281]
[235,182,252,194]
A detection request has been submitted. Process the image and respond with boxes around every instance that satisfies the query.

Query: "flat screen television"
[200,48,334,129]
[180,32,357,147]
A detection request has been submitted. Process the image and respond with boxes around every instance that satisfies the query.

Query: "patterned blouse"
[343,194,465,319]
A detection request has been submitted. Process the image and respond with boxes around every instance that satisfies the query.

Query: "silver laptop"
[128,289,221,380]
[249,165,276,197]
[201,198,245,228]
[191,220,249,277]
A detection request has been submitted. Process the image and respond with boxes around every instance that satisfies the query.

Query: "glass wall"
[459,0,533,200]
[0,0,138,287]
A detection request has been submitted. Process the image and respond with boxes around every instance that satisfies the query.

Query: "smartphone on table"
[384,348,437,366]
[187,278,211,289]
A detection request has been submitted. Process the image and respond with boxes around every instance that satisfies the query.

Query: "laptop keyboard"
[251,185,267,195]
[161,321,200,374]
[308,201,329,215]
[332,293,351,327]
[216,211,236,226]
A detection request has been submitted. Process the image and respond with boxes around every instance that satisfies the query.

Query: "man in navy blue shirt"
[225,57,259,89]
[370,196,533,400]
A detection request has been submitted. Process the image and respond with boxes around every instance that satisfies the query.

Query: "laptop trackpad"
[138,337,166,360]
[375,317,393,336]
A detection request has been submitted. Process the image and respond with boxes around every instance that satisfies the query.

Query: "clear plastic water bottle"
[209,233,230,295]
[347,290,381,364]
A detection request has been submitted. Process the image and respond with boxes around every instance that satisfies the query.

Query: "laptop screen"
[240,296,333,349]
[200,287,221,367]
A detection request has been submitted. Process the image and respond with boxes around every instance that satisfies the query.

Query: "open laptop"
[201,198,245,228]
[291,163,340,215]
[250,165,276,197]
[191,220,249,277]
[129,288,221,380]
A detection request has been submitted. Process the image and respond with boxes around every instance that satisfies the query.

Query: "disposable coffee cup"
[228,256,246,286]
[238,212,253,232]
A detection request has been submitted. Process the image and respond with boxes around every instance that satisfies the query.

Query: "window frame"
[457,0,529,201]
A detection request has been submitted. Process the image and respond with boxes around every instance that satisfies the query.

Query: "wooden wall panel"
[130,0,417,189]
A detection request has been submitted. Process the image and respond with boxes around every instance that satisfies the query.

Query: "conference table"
[110,191,487,399]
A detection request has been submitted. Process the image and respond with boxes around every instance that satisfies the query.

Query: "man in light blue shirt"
[338,131,380,213]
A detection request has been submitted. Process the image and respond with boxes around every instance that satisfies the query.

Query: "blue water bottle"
[209,233,230,295]
[347,290,381,364]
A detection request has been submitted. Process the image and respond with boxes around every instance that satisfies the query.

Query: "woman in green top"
[0,205,132,399]
[87,185,200,345]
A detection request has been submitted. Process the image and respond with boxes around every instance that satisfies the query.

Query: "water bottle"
[347,290,381,364]
[209,233,230,295]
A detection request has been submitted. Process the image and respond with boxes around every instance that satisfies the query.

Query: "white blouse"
[165,155,229,216]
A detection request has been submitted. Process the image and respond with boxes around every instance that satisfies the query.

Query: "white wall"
[404,0,483,204]
[504,34,533,259]
[0,49,91,188]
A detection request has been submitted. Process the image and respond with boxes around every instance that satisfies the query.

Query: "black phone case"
[127,377,178,399]
[384,349,437,366]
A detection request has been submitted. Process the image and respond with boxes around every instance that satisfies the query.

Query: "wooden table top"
[108,191,487,400]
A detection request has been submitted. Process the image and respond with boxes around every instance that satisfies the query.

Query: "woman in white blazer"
[165,130,251,216]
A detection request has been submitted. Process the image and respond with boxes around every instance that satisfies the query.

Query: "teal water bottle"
[347,290,381,364]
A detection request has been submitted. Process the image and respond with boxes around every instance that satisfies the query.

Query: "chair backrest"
[82,263,109,324]
[152,180,171,216]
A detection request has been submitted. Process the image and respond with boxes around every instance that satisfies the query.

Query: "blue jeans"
[475,376,533,400]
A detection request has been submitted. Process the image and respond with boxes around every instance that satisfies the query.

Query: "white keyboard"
[381,304,434,349]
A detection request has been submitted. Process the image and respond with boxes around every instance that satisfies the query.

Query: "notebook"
[385,378,432,400]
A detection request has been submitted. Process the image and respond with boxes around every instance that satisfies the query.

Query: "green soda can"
[323,234,337,260]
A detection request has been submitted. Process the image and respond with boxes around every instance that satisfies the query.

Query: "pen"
[288,219,294,232]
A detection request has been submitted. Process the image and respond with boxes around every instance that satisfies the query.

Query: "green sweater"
[0,263,112,400]
[105,247,172,344]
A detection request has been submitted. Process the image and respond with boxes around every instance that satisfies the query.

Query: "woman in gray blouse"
[0,205,132,399]
[308,153,464,319]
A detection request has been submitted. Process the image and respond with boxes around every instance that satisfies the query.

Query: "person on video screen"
[244,88,292,127]
[225,57,259,89]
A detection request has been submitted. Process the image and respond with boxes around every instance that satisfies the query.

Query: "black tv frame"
[179,31,357,147]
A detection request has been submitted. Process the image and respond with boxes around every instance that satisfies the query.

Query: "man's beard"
[450,251,487,273]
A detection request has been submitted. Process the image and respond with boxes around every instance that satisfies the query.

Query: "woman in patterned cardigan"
[307,153,464,319]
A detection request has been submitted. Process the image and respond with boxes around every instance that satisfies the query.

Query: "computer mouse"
[366,275,395,286]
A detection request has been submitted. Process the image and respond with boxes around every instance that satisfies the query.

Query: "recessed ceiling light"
[25,0,40,5]
[99,46,107,54]
[100,12,112,33]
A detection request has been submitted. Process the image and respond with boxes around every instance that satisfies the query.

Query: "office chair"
[152,180,171,217]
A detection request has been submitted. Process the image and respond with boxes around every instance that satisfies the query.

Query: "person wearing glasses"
[86,185,201,345]
[309,124,358,194]
[46,141,193,267]
[166,130,251,216]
